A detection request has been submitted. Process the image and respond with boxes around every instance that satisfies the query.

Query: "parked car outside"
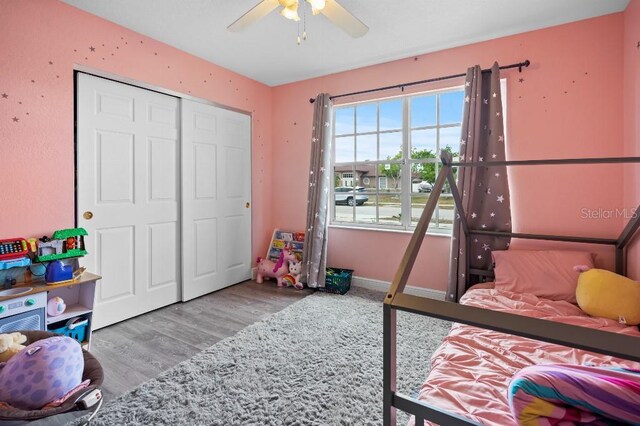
[334,187,369,206]
[417,181,433,193]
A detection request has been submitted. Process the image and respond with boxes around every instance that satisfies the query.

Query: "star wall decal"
[1,93,7,99]
[48,61,53,65]
[12,117,19,122]
[89,46,95,52]
[518,78,524,83]
[497,195,505,203]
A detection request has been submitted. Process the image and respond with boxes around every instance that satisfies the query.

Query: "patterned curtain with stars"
[303,93,333,288]
[448,63,512,302]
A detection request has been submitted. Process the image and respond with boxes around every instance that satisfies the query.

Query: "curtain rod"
[309,60,530,104]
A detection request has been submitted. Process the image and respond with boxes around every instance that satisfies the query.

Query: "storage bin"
[320,268,353,295]
[48,317,89,343]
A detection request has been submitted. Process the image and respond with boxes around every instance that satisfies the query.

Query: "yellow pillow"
[576,269,640,326]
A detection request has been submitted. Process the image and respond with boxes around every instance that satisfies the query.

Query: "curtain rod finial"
[309,98,316,104]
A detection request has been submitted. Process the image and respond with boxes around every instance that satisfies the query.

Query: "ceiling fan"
[228,0,369,38]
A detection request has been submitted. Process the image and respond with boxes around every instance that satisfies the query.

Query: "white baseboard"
[251,267,446,300]
[351,275,446,300]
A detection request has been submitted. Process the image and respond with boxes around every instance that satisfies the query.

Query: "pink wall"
[1,2,634,291]
[271,14,626,290]
[0,0,274,262]
[623,0,640,280]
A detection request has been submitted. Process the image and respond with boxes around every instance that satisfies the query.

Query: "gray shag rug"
[78,288,451,426]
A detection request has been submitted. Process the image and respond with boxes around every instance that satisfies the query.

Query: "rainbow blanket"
[509,364,640,425]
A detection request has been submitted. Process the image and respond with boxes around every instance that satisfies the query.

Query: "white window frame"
[330,80,507,234]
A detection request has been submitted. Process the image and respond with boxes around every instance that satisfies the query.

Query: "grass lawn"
[375,193,455,207]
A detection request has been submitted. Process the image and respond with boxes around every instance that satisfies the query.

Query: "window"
[378,177,387,190]
[332,81,507,233]
[332,85,488,233]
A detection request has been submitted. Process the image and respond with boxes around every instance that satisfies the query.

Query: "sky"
[334,90,464,163]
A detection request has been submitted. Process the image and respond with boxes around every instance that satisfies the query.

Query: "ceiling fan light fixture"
[280,3,301,21]
[307,0,326,11]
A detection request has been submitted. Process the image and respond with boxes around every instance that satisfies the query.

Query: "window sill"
[328,223,452,238]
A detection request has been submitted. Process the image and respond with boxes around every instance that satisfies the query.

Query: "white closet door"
[77,73,181,329]
[181,100,252,301]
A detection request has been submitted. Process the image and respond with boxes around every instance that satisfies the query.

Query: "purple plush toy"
[0,336,84,410]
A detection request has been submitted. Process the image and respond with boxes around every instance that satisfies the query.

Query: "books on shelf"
[267,229,305,261]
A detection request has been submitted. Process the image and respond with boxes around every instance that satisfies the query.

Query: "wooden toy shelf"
[266,229,305,261]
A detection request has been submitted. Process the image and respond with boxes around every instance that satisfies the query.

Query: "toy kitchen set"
[0,228,101,350]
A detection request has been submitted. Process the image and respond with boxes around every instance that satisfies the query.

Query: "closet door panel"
[182,100,251,301]
[77,73,180,329]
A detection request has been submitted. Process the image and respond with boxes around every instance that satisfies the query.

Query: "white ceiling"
[62,0,629,86]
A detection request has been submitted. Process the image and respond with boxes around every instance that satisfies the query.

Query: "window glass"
[379,99,402,131]
[411,129,437,155]
[335,136,354,163]
[411,95,437,128]
[335,107,354,135]
[356,103,377,133]
[440,91,464,125]
[440,126,462,152]
[356,134,377,162]
[379,131,402,160]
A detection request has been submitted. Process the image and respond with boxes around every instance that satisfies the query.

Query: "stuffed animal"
[280,260,304,289]
[256,245,299,286]
[0,332,27,363]
[574,266,640,325]
[0,336,84,410]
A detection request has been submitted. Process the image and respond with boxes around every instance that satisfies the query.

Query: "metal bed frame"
[383,154,640,426]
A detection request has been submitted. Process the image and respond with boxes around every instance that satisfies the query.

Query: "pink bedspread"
[411,288,640,425]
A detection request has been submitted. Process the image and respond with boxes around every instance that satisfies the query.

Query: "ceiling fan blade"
[228,0,280,32]
[320,0,369,38]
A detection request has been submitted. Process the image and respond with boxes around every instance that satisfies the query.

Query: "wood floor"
[90,280,313,401]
